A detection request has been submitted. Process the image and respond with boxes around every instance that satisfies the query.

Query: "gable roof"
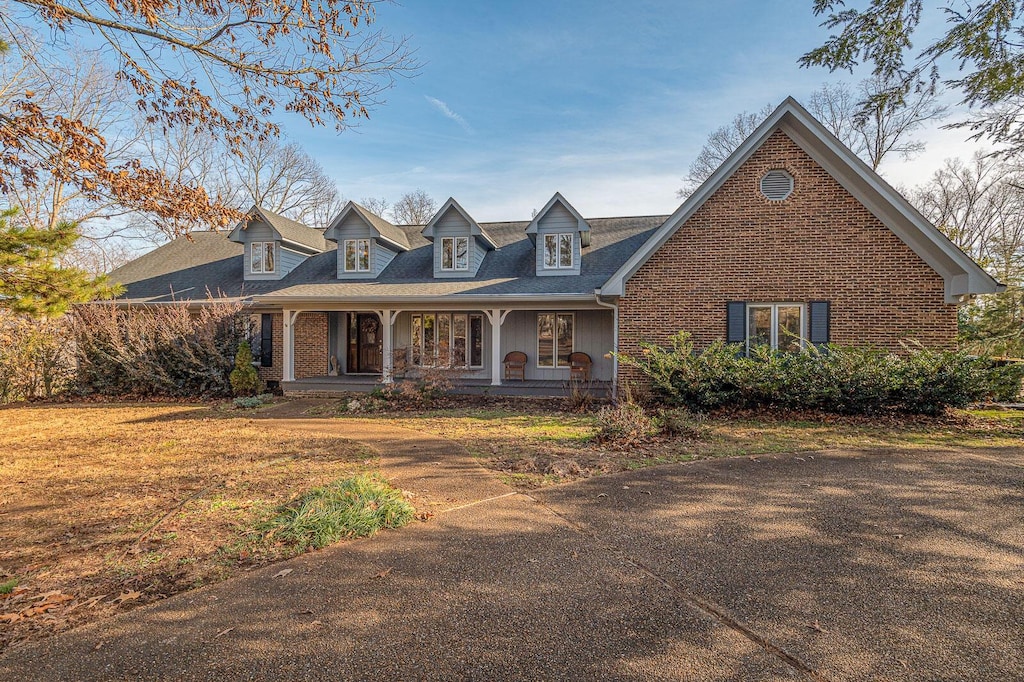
[526,192,592,247]
[323,201,411,251]
[228,205,328,254]
[421,197,499,250]
[600,97,1004,303]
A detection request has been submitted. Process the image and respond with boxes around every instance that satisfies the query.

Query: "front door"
[348,313,382,374]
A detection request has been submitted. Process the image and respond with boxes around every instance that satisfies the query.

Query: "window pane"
[264,242,275,272]
[411,315,422,366]
[544,234,557,268]
[557,314,573,367]
[748,307,772,350]
[559,234,573,268]
[455,237,469,270]
[442,238,454,269]
[453,314,467,367]
[358,239,370,271]
[537,313,554,367]
[423,314,435,365]
[777,306,803,352]
[251,243,263,273]
[437,314,451,366]
[345,241,356,271]
[470,315,483,367]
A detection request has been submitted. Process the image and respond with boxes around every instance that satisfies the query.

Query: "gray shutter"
[726,302,746,343]
[808,301,830,346]
[261,313,274,367]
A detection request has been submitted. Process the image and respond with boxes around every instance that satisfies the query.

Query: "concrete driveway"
[1,412,1020,681]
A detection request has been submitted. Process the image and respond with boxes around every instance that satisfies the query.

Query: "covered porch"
[280,374,613,398]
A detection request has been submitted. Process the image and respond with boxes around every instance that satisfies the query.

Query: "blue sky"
[282,0,982,222]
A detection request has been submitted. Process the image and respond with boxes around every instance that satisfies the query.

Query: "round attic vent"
[760,170,794,201]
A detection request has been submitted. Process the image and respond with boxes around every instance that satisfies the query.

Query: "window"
[746,304,804,354]
[543,233,574,269]
[251,242,276,273]
[410,313,484,368]
[537,313,574,368]
[344,238,371,272]
[441,236,469,271]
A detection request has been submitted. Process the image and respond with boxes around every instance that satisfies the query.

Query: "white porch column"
[282,310,299,382]
[378,309,397,384]
[486,308,509,386]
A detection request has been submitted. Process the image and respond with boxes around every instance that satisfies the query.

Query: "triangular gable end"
[600,97,1003,303]
[324,201,411,252]
[526,192,592,247]
[421,197,498,250]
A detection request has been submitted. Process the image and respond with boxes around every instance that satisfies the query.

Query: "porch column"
[282,310,299,382]
[485,308,509,386]
[379,309,397,384]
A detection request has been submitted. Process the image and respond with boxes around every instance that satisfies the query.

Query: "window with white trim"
[543,233,574,269]
[441,236,469,271]
[251,241,276,273]
[410,313,484,368]
[746,303,804,354]
[344,238,371,272]
[537,313,574,368]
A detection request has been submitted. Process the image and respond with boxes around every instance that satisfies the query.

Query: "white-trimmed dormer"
[421,198,497,278]
[323,201,410,279]
[526,192,591,276]
[227,205,328,281]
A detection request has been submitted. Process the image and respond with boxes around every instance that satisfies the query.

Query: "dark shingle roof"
[253,207,328,252]
[112,215,668,303]
[349,203,411,251]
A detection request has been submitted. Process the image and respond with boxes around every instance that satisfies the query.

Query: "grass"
[0,402,389,649]
[0,579,17,596]
[260,475,414,551]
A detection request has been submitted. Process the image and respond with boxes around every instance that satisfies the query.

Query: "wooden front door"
[347,313,382,374]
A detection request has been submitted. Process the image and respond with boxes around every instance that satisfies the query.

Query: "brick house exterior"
[110,98,1001,396]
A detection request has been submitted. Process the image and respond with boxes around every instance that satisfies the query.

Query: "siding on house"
[617,129,958,383]
[499,309,614,381]
[431,207,487,278]
[534,202,583,277]
[330,213,399,279]
[241,221,309,280]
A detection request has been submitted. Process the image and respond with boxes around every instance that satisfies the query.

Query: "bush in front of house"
[982,361,1024,402]
[618,332,991,415]
[72,301,252,398]
[229,341,262,396]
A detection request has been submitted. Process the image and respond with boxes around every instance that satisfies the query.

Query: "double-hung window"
[537,313,574,368]
[410,313,484,368]
[344,238,371,272]
[543,233,574,269]
[251,242,276,274]
[746,304,804,354]
[441,236,469,271]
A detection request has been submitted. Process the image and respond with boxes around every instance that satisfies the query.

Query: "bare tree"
[390,189,437,225]
[678,78,945,197]
[359,197,391,217]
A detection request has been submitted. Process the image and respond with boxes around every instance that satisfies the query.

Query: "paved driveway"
[1,412,1020,681]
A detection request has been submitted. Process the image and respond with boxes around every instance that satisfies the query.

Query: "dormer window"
[442,236,469,271]
[344,238,371,272]
[544,233,574,269]
[251,241,276,274]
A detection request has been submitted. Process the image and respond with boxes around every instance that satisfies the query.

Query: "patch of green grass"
[259,474,414,551]
[0,578,18,594]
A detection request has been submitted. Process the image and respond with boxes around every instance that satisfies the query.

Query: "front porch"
[281,375,613,399]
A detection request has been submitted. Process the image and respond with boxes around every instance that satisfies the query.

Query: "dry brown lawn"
[0,402,374,649]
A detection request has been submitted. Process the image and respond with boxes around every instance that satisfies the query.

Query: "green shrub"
[983,362,1024,402]
[619,332,988,415]
[261,475,415,551]
[229,341,262,396]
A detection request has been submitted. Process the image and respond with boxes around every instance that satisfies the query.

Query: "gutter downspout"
[594,291,618,401]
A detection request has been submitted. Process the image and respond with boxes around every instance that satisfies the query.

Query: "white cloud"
[425,96,473,134]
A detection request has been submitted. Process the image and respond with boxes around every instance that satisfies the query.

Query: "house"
[109,98,1002,395]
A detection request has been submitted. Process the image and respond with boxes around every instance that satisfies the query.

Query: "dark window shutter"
[261,313,274,367]
[808,301,830,346]
[726,302,746,344]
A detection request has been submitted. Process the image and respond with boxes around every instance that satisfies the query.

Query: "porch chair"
[568,352,592,382]
[503,351,527,381]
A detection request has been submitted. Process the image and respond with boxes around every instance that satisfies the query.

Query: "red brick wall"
[619,130,957,377]
[294,312,329,379]
[257,313,283,383]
